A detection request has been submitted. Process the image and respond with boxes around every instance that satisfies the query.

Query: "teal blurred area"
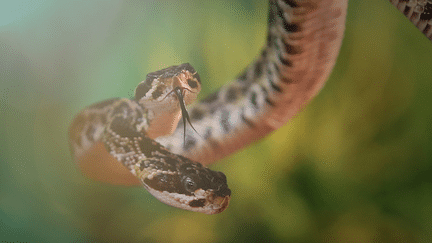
[1,0,431,242]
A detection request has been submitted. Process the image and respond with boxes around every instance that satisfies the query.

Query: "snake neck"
[146,109,182,139]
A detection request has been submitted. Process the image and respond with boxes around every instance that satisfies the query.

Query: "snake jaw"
[142,184,230,214]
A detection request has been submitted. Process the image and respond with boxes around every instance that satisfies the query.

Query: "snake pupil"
[183,177,197,192]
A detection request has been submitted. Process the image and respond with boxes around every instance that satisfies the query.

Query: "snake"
[68,0,431,214]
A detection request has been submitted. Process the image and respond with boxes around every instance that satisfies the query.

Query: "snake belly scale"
[69,0,429,214]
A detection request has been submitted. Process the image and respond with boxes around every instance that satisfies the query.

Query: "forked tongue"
[174,87,200,144]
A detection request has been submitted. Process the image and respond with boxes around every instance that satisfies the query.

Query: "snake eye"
[183,177,198,193]
[187,79,198,89]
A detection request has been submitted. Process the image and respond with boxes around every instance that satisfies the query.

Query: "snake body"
[69,64,230,214]
[69,0,430,214]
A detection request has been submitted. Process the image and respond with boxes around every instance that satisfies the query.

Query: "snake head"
[140,156,230,214]
[134,63,201,109]
[133,63,202,139]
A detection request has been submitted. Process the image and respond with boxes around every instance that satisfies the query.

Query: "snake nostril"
[215,186,231,197]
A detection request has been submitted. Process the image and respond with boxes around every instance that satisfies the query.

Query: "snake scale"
[69,0,431,214]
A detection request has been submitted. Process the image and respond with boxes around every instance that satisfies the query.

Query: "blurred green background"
[1,0,431,242]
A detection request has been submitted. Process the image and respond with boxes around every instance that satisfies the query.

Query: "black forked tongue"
[174,87,200,144]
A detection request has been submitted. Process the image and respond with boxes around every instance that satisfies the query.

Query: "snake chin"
[143,184,230,214]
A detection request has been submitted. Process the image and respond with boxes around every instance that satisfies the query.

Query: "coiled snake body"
[69,0,431,214]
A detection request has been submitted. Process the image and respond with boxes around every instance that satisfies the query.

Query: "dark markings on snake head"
[193,74,201,85]
[152,85,164,99]
[220,110,230,133]
[178,164,230,198]
[135,79,153,101]
[143,172,183,194]
[225,87,237,103]
[154,156,178,171]
[187,79,198,89]
[189,199,206,208]
[214,185,231,197]
[147,63,195,80]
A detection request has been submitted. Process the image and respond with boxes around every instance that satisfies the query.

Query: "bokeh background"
[1,0,431,242]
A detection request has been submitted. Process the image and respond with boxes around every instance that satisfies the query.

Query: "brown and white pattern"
[69,64,231,214]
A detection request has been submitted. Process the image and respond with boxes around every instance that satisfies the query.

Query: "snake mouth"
[205,195,230,214]
[190,189,230,214]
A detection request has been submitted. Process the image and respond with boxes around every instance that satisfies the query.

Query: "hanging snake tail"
[157,0,349,164]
